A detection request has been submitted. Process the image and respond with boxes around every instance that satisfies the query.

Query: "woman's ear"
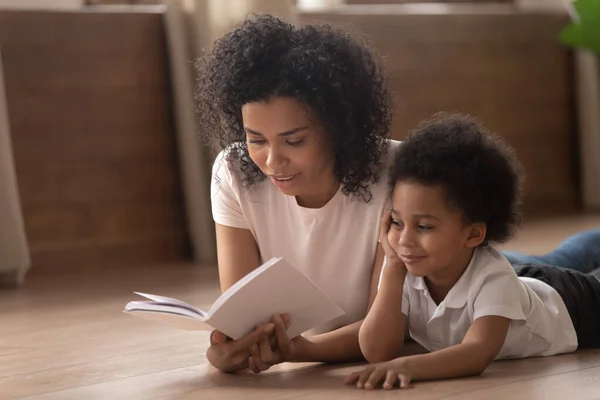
[465,222,487,248]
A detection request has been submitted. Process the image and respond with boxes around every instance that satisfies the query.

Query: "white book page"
[134,292,207,317]
[124,302,204,320]
[208,257,282,315]
[207,258,345,340]
[124,309,213,331]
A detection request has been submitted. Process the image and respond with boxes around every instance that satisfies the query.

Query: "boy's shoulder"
[404,246,520,309]
[466,246,530,313]
[469,245,521,290]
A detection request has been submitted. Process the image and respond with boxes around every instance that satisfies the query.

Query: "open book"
[123,257,345,340]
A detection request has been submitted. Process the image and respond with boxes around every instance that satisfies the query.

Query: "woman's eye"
[418,225,433,231]
[286,139,304,146]
[248,139,266,145]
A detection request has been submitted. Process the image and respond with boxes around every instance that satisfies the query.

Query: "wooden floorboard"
[1,214,599,399]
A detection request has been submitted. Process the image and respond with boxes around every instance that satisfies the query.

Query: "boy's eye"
[390,219,403,229]
[418,224,433,231]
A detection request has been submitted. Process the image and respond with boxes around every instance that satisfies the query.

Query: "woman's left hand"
[247,313,310,373]
[345,358,413,390]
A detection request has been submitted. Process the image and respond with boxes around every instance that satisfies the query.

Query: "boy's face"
[388,181,484,278]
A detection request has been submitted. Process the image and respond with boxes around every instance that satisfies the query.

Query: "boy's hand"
[379,208,406,270]
[345,358,413,390]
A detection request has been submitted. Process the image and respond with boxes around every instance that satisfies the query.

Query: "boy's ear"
[465,222,487,248]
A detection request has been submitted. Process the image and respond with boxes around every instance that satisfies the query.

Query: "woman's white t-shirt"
[211,141,400,334]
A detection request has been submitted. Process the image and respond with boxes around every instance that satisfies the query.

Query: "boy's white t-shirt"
[395,245,578,359]
[211,140,401,334]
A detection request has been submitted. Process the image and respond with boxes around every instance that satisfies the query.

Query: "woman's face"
[241,96,337,208]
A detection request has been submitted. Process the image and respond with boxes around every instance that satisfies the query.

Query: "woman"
[195,14,600,374]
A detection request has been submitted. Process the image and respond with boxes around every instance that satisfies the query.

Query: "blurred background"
[1,0,598,286]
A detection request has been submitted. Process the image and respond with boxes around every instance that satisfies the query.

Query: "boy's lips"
[400,254,427,264]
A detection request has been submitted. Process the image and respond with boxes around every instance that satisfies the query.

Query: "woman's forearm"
[293,265,408,364]
[293,320,365,363]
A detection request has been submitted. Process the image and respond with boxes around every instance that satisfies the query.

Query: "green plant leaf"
[559,0,600,53]
[573,0,600,24]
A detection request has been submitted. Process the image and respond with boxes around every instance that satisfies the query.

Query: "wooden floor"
[1,214,599,400]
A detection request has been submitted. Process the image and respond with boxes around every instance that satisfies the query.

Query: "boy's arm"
[358,260,408,363]
[397,315,510,380]
[346,315,510,389]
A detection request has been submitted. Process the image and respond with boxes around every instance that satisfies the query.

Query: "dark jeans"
[504,229,600,348]
[514,264,600,348]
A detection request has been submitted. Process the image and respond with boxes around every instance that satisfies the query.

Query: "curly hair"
[390,112,523,244]
[195,14,393,202]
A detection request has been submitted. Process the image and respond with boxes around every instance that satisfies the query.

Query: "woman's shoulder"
[211,146,251,188]
[211,147,254,206]
[211,146,279,208]
[370,138,401,192]
[212,146,239,173]
[389,138,402,151]
[380,139,401,171]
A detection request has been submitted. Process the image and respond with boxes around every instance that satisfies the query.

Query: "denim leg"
[502,229,600,273]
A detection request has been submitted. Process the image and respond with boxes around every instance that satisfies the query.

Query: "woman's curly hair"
[195,14,393,202]
[391,112,524,244]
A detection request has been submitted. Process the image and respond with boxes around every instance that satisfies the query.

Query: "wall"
[300,6,578,214]
[0,8,190,270]
[0,48,30,286]
[0,0,82,8]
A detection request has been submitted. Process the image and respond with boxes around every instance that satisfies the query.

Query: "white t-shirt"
[211,140,401,334]
[397,245,578,359]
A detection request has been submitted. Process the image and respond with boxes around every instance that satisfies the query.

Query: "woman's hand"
[206,324,275,373]
[345,358,413,390]
[248,314,310,374]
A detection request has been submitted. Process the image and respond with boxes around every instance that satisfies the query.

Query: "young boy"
[346,112,600,390]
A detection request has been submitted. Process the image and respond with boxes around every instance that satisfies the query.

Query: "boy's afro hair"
[391,112,524,244]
